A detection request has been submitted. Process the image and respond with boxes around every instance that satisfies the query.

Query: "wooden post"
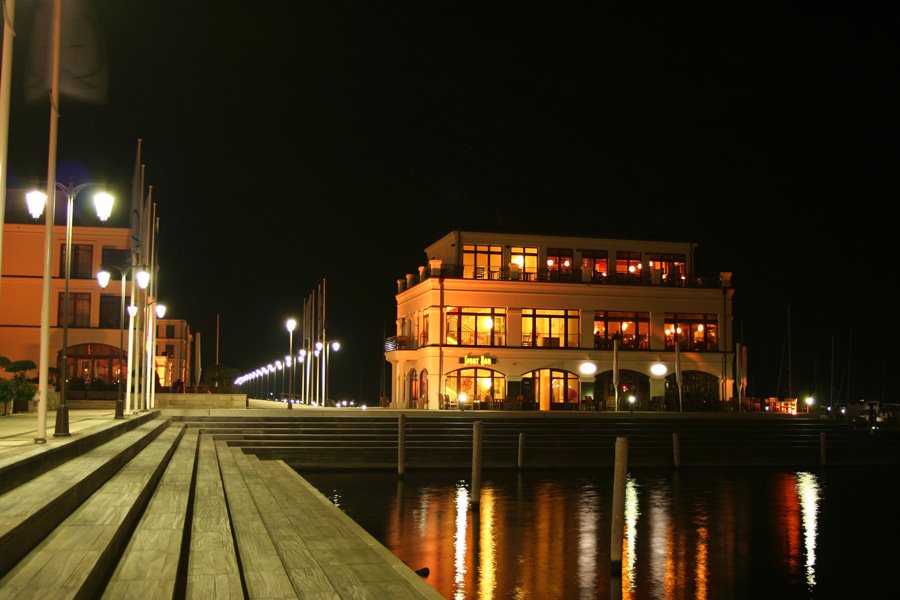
[672,432,681,468]
[610,436,628,575]
[471,421,483,504]
[517,432,525,470]
[819,432,827,466]
[398,414,406,478]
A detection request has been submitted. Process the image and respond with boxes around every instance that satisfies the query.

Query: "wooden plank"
[185,435,243,600]
[102,428,199,600]
[243,456,443,599]
[215,441,296,599]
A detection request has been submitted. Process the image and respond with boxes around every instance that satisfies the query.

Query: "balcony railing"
[402,263,725,290]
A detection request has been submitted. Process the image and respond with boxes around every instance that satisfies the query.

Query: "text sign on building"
[461,355,495,366]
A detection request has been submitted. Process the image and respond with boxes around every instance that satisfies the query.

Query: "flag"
[130,139,143,261]
[25,0,109,105]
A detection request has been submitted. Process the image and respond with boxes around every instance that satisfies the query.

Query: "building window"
[664,313,718,351]
[546,248,575,281]
[510,246,538,280]
[445,307,506,347]
[614,251,642,283]
[594,311,649,350]
[419,308,429,347]
[444,367,506,407]
[99,294,121,328]
[581,249,608,281]
[522,368,580,409]
[522,308,579,348]
[462,243,503,279]
[165,344,175,358]
[166,324,175,338]
[57,292,90,327]
[101,247,131,270]
[59,243,94,279]
[646,252,686,285]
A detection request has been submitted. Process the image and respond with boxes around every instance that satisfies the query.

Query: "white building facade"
[385,231,735,412]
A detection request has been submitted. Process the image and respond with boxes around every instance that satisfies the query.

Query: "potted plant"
[3,359,38,413]
[0,378,13,415]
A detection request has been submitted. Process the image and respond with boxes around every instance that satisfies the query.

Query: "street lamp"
[806,396,814,414]
[286,318,296,409]
[629,394,636,413]
[27,183,114,437]
[97,264,149,419]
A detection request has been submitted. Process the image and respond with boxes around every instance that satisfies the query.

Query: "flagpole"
[34,0,63,443]
[613,338,619,412]
[675,341,683,412]
[0,0,16,296]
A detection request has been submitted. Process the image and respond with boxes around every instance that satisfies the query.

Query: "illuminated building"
[384,231,734,411]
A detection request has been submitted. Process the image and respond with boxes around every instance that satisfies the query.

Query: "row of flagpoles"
[123,138,163,415]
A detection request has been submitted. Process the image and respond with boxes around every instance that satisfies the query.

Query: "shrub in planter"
[0,379,13,415]
[0,378,35,415]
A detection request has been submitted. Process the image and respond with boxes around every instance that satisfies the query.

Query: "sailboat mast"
[787,306,792,400]
[847,329,852,405]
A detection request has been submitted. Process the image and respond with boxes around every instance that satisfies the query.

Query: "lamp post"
[27,183,114,437]
[140,299,166,412]
[275,360,284,400]
[322,340,340,406]
[298,348,308,403]
[97,265,149,419]
[286,318,296,409]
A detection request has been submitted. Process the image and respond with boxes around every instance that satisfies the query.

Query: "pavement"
[0,408,123,468]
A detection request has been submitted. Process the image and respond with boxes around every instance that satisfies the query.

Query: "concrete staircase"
[174,411,900,471]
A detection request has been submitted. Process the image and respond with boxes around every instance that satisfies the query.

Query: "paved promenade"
[0,406,445,599]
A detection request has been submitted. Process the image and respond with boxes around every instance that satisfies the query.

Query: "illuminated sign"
[461,355,495,366]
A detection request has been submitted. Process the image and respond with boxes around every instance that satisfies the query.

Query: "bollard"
[518,432,525,470]
[819,432,827,466]
[672,432,681,468]
[398,414,406,478]
[610,436,628,575]
[471,421,483,504]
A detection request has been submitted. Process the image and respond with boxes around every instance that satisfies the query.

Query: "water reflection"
[796,472,820,588]
[302,466,895,600]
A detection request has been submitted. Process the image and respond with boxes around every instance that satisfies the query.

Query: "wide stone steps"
[172,413,900,470]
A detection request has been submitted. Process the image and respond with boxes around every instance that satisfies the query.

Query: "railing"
[408,263,725,289]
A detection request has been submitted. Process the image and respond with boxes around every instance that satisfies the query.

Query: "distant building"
[0,188,191,405]
[384,231,735,411]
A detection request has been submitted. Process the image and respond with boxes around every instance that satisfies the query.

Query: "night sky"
[3,3,897,406]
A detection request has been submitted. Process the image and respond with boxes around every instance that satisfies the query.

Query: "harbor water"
[302,465,898,599]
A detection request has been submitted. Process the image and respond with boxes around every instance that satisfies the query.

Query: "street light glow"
[93,192,115,221]
[25,190,47,219]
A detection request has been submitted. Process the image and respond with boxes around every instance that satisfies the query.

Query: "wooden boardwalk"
[0,411,443,600]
